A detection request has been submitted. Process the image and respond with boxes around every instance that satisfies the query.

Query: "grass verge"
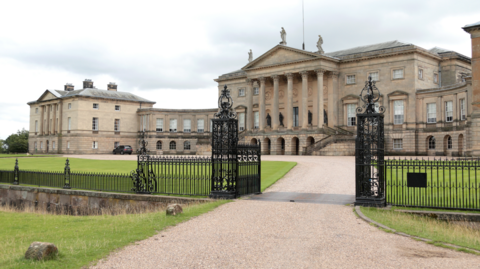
[360,206,480,251]
[0,154,51,158]
[260,161,296,192]
[0,200,229,269]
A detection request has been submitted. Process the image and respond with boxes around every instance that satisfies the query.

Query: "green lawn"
[0,154,51,158]
[0,201,229,269]
[361,206,480,252]
[385,160,480,209]
[0,158,296,195]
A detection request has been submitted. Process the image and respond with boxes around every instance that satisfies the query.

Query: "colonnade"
[244,70,339,131]
[39,103,62,135]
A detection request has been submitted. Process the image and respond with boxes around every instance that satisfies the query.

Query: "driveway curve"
[90,155,480,268]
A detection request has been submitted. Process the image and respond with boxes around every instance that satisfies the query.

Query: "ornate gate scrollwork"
[355,76,386,207]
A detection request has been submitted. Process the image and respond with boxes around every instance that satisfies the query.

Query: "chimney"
[64,83,74,91]
[83,79,93,89]
[107,82,117,91]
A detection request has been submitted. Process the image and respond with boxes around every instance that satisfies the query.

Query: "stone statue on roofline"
[248,49,253,62]
[280,27,287,45]
[316,35,324,54]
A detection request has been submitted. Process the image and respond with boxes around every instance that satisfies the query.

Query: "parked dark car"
[113,145,133,155]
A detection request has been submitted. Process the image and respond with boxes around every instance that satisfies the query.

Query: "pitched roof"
[325,40,412,57]
[28,88,155,104]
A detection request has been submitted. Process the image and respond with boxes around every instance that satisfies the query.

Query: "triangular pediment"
[243,45,321,70]
[37,90,60,102]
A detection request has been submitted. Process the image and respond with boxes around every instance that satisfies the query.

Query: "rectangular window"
[393,69,404,79]
[93,103,99,109]
[293,107,299,127]
[346,75,355,84]
[68,117,71,130]
[418,69,423,79]
[197,119,204,133]
[393,139,403,150]
[427,103,436,123]
[115,105,120,111]
[347,104,356,126]
[92,141,98,149]
[92,117,99,131]
[369,72,379,81]
[35,121,38,132]
[34,142,37,150]
[67,141,70,149]
[254,112,259,128]
[142,115,147,131]
[460,99,466,120]
[445,101,453,122]
[253,87,259,95]
[239,88,245,97]
[156,118,163,132]
[394,100,404,125]
[40,141,43,149]
[210,119,213,133]
[183,119,191,133]
[35,108,38,114]
[114,119,120,131]
[238,113,245,131]
[114,142,120,148]
[68,103,71,109]
[52,141,55,150]
[434,73,439,84]
[170,119,177,132]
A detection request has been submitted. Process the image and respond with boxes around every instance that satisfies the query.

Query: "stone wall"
[314,140,355,156]
[0,185,212,213]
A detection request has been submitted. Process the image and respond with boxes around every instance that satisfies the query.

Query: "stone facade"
[215,37,474,156]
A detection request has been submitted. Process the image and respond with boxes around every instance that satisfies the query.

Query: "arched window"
[169,141,176,150]
[184,141,191,150]
[156,141,162,150]
[429,136,436,150]
[447,136,452,150]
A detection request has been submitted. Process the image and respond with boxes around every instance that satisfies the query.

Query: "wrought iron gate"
[355,76,386,207]
[210,85,261,199]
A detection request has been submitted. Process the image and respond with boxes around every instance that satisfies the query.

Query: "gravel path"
[90,156,480,268]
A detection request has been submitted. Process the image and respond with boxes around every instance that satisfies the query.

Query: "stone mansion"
[28,22,480,156]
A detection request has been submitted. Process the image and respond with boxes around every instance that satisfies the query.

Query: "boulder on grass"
[166,204,183,216]
[25,242,58,260]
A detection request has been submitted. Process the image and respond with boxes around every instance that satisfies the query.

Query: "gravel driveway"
[90,155,480,268]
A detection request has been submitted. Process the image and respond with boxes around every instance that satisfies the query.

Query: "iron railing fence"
[19,170,64,188]
[237,143,261,196]
[137,155,212,196]
[70,172,132,192]
[385,157,480,210]
[0,170,15,184]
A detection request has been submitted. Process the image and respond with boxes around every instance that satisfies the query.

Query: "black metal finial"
[215,85,236,119]
[358,76,384,114]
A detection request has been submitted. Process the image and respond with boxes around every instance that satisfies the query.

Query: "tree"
[0,139,5,153]
[4,129,29,153]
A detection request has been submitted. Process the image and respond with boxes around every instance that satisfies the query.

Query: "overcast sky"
[0,0,479,140]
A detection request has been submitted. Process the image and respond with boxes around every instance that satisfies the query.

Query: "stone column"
[271,75,280,130]
[47,105,51,135]
[327,72,339,127]
[453,93,458,126]
[259,77,266,131]
[286,73,294,129]
[246,79,253,131]
[40,105,44,135]
[300,71,309,129]
[52,104,57,134]
[315,69,326,128]
[463,23,480,156]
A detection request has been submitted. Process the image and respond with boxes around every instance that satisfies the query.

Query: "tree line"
[0,129,28,153]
